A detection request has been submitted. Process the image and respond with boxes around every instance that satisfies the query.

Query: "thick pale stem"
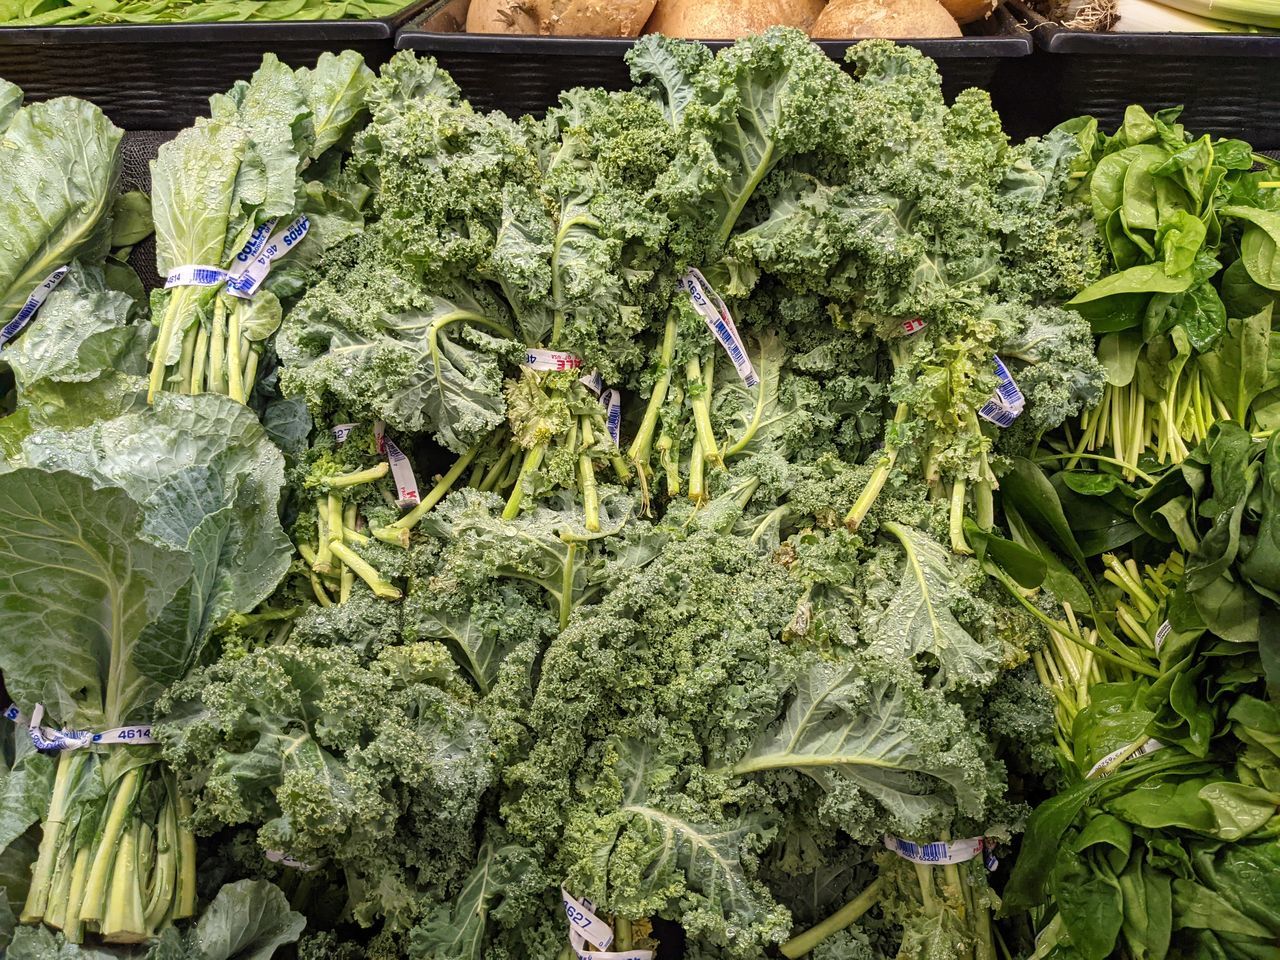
[209,296,227,396]
[101,819,146,943]
[688,437,706,505]
[686,357,722,468]
[62,845,92,943]
[579,419,601,533]
[80,766,143,925]
[174,797,197,920]
[175,326,197,397]
[324,462,390,490]
[341,503,358,604]
[227,302,245,403]
[147,292,184,404]
[379,444,481,542]
[22,751,86,923]
[329,540,402,601]
[846,403,909,530]
[627,312,678,467]
[242,346,261,400]
[503,443,547,520]
[314,498,333,575]
[559,541,578,630]
[950,479,973,555]
[780,879,884,958]
[190,323,209,395]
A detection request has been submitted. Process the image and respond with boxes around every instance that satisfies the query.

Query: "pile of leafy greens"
[1,34,1277,960]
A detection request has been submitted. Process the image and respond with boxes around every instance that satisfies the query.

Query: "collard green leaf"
[0,96,121,326]
[297,50,375,160]
[3,264,147,390]
[0,469,190,728]
[194,880,305,960]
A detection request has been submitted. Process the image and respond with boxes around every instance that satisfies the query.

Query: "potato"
[547,0,659,35]
[938,0,1001,23]
[809,0,961,37]
[644,0,829,38]
[466,0,541,33]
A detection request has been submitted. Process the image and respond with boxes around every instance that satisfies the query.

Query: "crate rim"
[1010,0,1280,56]
[0,0,433,44]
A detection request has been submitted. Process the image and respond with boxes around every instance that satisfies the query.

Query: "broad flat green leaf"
[1220,205,1280,290]
[1070,264,1195,305]
[297,50,375,160]
[870,522,999,688]
[732,660,984,829]
[1200,306,1272,424]
[1001,456,1093,581]
[0,80,20,133]
[0,469,190,729]
[1098,330,1142,387]
[0,822,39,952]
[194,880,305,960]
[209,55,309,250]
[0,96,121,325]
[151,117,250,274]
[109,191,153,248]
[3,264,147,390]
[19,394,290,616]
[5,925,129,959]
[0,749,54,852]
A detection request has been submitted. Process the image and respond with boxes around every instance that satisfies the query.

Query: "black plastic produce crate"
[1010,0,1280,149]
[0,1,432,130]
[396,0,1036,133]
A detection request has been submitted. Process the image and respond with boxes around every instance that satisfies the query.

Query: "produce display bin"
[396,0,1037,135]
[0,1,433,130]
[1010,0,1280,150]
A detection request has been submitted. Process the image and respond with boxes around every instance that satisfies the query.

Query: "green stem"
[378,444,481,543]
[209,296,227,396]
[503,443,547,521]
[559,541,578,630]
[226,301,245,403]
[479,445,515,493]
[627,311,678,468]
[101,817,146,943]
[22,751,87,924]
[80,766,143,925]
[143,791,178,933]
[147,291,185,403]
[175,326,197,398]
[846,403,909,530]
[341,503,358,604]
[174,796,196,920]
[950,479,972,555]
[686,356,722,468]
[242,346,261,400]
[1032,452,1156,484]
[780,878,884,958]
[190,322,209,395]
[329,540,402,601]
[323,462,390,490]
[688,437,706,505]
[314,499,333,575]
[62,845,92,943]
[579,419,601,533]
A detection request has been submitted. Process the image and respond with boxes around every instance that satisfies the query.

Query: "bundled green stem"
[22,754,195,944]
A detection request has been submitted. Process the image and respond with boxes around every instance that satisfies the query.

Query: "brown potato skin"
[466,0,541,33]
[644,0,828,38]
[937,0,999,23]
[809,0,961,37]
[548,0,659,35]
